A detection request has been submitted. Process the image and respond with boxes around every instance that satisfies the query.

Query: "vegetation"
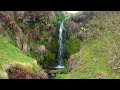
[0,35,43,79]
[56,11,120,79]
[0,11,120,79]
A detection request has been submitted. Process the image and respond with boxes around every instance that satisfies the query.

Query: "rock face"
[38,45,46,55]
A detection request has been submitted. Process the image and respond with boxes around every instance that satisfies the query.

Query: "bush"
[66,38,80,56]
[51,15,66,27]
[40,50,56,69]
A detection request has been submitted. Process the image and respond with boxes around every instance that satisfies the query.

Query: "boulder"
[48,37,52,44]
[22,43,28,54]
[38,45,46,55]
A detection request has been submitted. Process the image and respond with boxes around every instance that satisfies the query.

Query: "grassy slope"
[56,11,120,79]
[0,35,40,79]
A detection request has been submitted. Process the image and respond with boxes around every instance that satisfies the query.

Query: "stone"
[38,45,46,55]
[48,37,52,44]
[22,43,28,54]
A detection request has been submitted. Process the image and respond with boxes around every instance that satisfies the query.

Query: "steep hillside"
[0,35,47,79]
[0,11,68,79]
[56,11,120,79]
[0,11,58,69]
[1,11,120,79]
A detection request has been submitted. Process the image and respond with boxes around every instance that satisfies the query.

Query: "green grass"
[56,37,120,79]
[56,11,120,79]
[0,35,40,79]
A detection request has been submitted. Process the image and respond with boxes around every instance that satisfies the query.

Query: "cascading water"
[53,21,65,69]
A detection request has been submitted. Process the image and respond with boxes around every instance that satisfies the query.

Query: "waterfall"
[53,21,65,69]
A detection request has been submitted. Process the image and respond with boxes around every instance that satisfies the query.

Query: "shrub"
[51,15,66,27]
[66,38,80,56]
[40,50,56,69]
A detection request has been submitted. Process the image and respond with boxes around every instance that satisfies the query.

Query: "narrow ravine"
[47,21,66,79]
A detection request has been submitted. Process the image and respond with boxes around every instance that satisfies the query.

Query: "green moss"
[51,15,66,28]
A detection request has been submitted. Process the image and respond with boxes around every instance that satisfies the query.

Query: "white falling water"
[54,21,65,69]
